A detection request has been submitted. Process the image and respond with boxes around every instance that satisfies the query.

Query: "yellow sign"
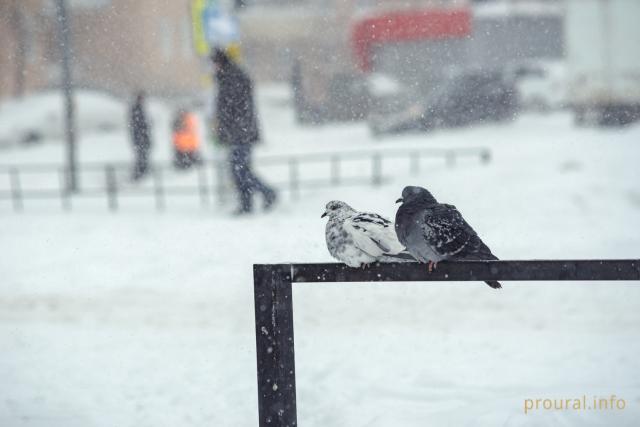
[191,0,209,56]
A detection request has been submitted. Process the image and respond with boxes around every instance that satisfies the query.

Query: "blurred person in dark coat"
[129,91,152,181]
[211,47,277,215]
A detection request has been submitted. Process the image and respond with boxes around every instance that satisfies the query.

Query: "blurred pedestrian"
[129,91,152,181]
[172,109,202,170]
[211,47,277,215]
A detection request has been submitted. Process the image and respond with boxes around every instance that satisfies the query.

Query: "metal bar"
[252,259,639,427]
[371,153,382,186]
[59,168,71,211]
[266,177,372,192]
[289,159,299,200]
[0,147,490,172]
[0,161,122,172]
[257,147,484,164]
[55,0,77,192]
[9,168,23,212]
[0,190,68,199]
[253,265,297,427]
[197,165,209,207]
[153,167,165,211]
[0,146,493,211]
[105,165,118,212]
[116,187,206,196]
[0,149,491,175]
[259,260,640,283]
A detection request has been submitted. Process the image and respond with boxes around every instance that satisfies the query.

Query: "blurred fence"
[0,146,490,212]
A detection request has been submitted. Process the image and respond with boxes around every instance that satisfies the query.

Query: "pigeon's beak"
[395,198,403,204]
[321,212,327,218]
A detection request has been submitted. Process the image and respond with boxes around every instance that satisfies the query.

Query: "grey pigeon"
[394,186,501,289]
[322,200,415,268]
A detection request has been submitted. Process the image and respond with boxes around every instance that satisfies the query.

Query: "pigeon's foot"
[427,261,438,273]
[263,190,277,211]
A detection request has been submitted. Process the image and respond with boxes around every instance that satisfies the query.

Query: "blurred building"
[238,0,472,81]
[0,0,57,99]
[0,0,470,100]
[0,0,563,101]
[0,0,208,99]
[71,0,206,96]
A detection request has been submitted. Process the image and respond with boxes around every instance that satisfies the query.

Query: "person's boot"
[263,190,277,211]
[233,190,252,216]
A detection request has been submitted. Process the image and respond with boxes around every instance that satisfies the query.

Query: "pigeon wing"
[421,204,481,259]
[343,212,405,257]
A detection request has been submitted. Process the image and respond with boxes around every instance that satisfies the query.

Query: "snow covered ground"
[0,91,127,148]
[1,85,640,426]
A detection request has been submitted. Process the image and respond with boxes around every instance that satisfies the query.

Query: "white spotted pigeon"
[322,200,415,268]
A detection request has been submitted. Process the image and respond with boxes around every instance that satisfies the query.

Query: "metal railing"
[0,146,490,212]
[253,259,640,427]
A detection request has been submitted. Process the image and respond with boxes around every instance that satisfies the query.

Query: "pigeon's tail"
[483,253,501,288]
[379,251,417,263]
[485,280,502,289]
[459,251,501,288]
[483,254,501,288]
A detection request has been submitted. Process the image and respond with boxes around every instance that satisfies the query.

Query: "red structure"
[351,8,472,72]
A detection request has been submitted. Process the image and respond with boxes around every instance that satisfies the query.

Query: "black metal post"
[55,0,77,193]
[105,165,118,211]
[58,167,71,211]
[9,168,23,212]
[10,2,26,97]
[253,259,640,427]
[253,265,297,427]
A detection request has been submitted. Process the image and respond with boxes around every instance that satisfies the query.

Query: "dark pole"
[11,1,27,97]
[253,265,297,427]
[55,0,77,192]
